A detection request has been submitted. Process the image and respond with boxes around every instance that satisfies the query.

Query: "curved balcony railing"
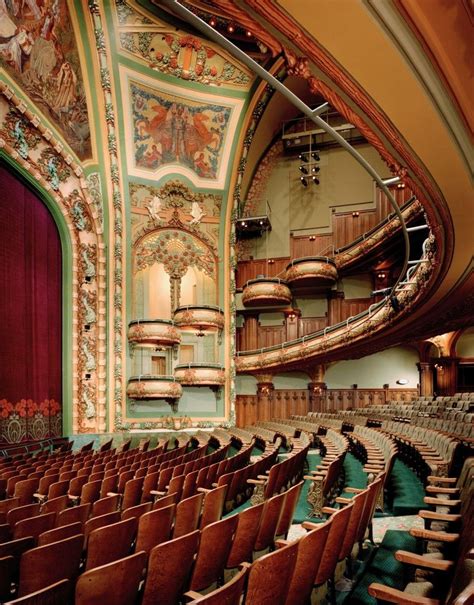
[174,363,225,386]
[128,319,181,348]
[236,235,435,373]
[242,277,292,307]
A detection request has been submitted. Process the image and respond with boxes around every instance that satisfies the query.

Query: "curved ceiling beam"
[161,0,412,295]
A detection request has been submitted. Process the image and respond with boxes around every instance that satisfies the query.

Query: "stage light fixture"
[246,30,252,37]
[298,153,308,162]
[300,177,308,187]
[311,176,319,185]
[311,152,320,161]
[311,166,320,174]
[299,165,308,175]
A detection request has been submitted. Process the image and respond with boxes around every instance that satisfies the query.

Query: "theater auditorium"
[0,0,472,603]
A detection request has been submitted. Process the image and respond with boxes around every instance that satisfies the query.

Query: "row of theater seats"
[0,430,314,603]
[245,414,474,603]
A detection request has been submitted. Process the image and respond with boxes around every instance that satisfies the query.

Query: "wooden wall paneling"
[235,395,258,427]
[235,257,289,288]
[258,325,285,348]
[340,298,372,322]
[290,234,334,258]
[333,210,377,250]
[300,317,327,337]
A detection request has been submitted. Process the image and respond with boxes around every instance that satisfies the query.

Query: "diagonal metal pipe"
[160,0,411,291]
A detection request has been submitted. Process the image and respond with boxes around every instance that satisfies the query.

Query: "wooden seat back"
[135,504,175,556]
[7,503,40,529]
[200,485,227,529]
[83,510,121,546]
[56,502,91,529]
[75,551,147,605]
[314,503,354,586]
[189,514,239,592]
[173,492,204,538]
[254,491,286,552]
[91,494,120,518]
[276,481,304,538]
[142,530,200,605]
[284,518,331,605]
[226,503,265,569]
[245,540,299,605]
[14,512,56,541]
[37,521,82,546]
[18,534,83,596]
[121,501,151,522]
[85,517,137,571]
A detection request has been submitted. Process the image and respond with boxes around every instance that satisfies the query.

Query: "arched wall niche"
[132,227,218,317]
[0,85,107,438]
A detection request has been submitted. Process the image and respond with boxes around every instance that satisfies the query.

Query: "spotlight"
[311,166,320,174]
[245,30,252,37]
[209,16,217,27]
[311,176,319,185]
[300,177,308,187]
[298,153,308,162]
[227,23,235,33]
[311,152,320,161]
[299,165,308,175]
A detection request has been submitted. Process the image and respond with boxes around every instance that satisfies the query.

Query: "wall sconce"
[227,23,235,33]
[267,259,275,264]
[434,363,444,372]
[209,16,217,27]
[260,386,270,395]
[287,311,296,321]
[396,378,408,385]
[377,272,386,279]
[352,211,359,218]
[309,235,316,241]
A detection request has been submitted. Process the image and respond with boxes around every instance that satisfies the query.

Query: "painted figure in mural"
[194,152,212,178]
[0,0,90,158]
[170,104,189,162]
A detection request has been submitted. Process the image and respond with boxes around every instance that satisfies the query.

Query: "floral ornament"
[15,399,38,418]
[135,229,216,278]
[0,399,14,418]
[1,109,41,157]
[39,399,61,417]
[37,149,71,190]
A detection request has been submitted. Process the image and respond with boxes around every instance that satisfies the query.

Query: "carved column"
[434,357,459,396]
[255,374,274,422]
[307,364,327,413]
[417,362,434,396]
[240,312,259,351]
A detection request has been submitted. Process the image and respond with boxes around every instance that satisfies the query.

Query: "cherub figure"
[146,195,162,222]
[189,200,205,225]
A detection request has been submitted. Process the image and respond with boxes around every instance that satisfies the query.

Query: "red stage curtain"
[0,165,62,443]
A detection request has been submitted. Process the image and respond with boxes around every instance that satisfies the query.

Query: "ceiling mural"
[0,0,91,159]
[115,0,154,25]
[120,67,245,189]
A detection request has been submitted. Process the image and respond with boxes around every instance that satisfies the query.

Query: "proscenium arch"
[0,151,74,436]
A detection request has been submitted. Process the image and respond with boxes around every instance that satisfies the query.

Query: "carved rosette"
[174,364,225,386]
[285,257,338,289]
[173,305,224,333]
[128,319,181,348]
[242,278,292,308]
[126,376,182,400]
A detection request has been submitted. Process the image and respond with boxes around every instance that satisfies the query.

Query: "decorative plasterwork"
[129,179,220,250]
[87,1,126,432]
[0,82,106,434]
[120,66,245,189]
[134,229,216,279]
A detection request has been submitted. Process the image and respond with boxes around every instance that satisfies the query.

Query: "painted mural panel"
[122,69,244,188]
[0,0,91,158]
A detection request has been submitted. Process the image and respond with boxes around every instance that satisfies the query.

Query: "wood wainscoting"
[235,387,419,427]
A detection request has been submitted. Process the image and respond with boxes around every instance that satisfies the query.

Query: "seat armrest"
[345,487,363,493]
[427,476,456,484]
[275,539,291,549]
[418,510,461,522]
[302,521,320,531]
[368,582,440,604]
[409,528,460,542]
[335,496,352,504]
[395,550,454,571]
[423,497,461,507]
[321,506,338,515]
[425,486,459,495]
